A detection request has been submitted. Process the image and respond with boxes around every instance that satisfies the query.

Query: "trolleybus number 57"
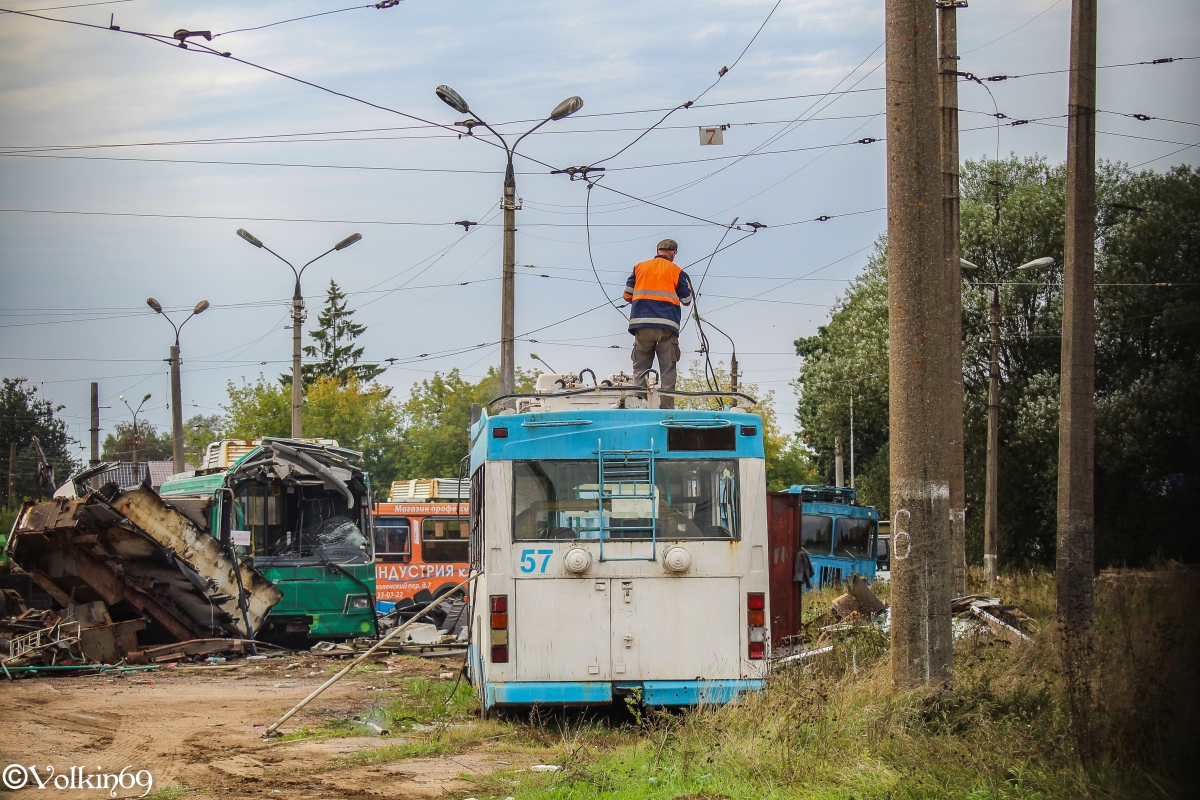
[519,549,554,573]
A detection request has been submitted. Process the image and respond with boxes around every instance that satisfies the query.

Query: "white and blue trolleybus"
[465,372,771,711]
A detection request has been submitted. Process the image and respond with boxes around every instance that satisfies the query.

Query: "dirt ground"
[0,651,521,800]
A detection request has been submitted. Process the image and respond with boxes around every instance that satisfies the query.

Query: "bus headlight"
[346,595,372,612]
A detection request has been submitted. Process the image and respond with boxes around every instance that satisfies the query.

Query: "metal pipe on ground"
[264,573,474,736]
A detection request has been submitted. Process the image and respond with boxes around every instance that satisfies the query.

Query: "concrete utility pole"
[89,382,100,470]
[434,86,584,397]
[835,435,845,488]
[885,0,954,687]
[6,441,16,510]
[501,163,518,397]
[236,228,362,438]
[1057,0,1097,633]
[147,298,209,473]
[939,0,968,595]
[984,288,1001,581]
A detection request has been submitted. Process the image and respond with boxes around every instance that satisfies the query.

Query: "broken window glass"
[802,514,832,553]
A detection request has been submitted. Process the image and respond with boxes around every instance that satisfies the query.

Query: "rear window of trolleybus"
[512,459,739,541]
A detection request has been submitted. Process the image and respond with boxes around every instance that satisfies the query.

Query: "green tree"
[793,156,1200,568]
[287,280,383,387]
[793,239,891,512]
[0,377,78,504]
[184,414,224,466]
[223,374,402,487]
[102,421,173,462]
[675,360,818,491]
[396,367,537,479]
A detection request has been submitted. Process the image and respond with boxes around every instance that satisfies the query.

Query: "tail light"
[490,594,509,663]
[747,592,766,660]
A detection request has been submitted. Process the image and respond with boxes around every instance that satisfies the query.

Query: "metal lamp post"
[235,229,362,438]
[965,255,1055,582]
[435,85,583,396]
[119,392,152,483]
[147,297,209,472]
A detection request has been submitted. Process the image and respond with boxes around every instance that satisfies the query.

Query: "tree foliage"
[223,375,401,488]
[286,279,383,387]
[101,421,173,462]
[0,377,78,503]
[793,157,1200,567]
[793,239,891,512]
[394,367,537,480]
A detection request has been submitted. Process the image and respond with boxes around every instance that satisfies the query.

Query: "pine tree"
[282,280,384,387]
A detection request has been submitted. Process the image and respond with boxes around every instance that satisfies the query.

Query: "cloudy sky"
[1,0,1197,463]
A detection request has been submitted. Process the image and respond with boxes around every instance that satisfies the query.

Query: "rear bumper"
[484,679,764,708]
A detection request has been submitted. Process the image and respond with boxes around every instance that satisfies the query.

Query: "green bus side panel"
[160,473,227,497]
[264,562,377,638]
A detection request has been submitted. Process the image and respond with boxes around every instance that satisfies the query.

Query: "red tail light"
[748,642,765,660]
[747,592,765,611]
[490,595,509,662]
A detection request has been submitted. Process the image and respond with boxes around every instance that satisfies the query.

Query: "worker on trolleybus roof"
[623,238,693,409]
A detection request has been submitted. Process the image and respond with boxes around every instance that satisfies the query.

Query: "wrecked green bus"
[159,438,377,643]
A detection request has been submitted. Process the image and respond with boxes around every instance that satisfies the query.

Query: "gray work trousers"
[631,328,680,409]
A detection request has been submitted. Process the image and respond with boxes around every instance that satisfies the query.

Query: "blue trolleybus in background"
[465,372,771,712]
[785,484,880,589]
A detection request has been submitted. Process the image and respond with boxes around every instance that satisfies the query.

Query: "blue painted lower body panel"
[641,679,764,706]
[486,681,613,706]
[484,679,764,707]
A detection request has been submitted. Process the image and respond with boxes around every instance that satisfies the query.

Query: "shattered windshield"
[236,483,371,564]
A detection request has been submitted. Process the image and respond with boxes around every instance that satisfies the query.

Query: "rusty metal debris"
[5,485,283,658]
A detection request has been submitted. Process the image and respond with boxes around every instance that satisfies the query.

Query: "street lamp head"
[960,258,980,271]
[119,395,125,402]
[146,297,163,313]
[193,300,210,315]
[436,85,471,114]
[1017,256,1056,271]
[549,96,584,121]
[334,232,362,251]
[236,228,264,248]
[142,393,152,402]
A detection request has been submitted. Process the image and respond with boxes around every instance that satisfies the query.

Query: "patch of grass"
[378,677,478,731]
[335,739,452,766]
[465,568,1196,800]
[142,787,195,800]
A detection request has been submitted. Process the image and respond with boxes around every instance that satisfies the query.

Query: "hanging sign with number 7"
[699,126,725,146]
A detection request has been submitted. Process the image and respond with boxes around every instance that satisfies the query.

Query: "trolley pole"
[1057,0,1097,633]
[885,0,953,687]
[984,287,1001,582]
[939,0,968,595]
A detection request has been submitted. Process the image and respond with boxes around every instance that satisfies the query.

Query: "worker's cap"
[656,238,679,252]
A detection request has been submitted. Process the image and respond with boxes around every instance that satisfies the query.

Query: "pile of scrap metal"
[310,598,470,656]
[3,473,284,670]
[806,575,888,635]
[951,595,1033,644]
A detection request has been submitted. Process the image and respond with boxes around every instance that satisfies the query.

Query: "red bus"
[373,479,469,609]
